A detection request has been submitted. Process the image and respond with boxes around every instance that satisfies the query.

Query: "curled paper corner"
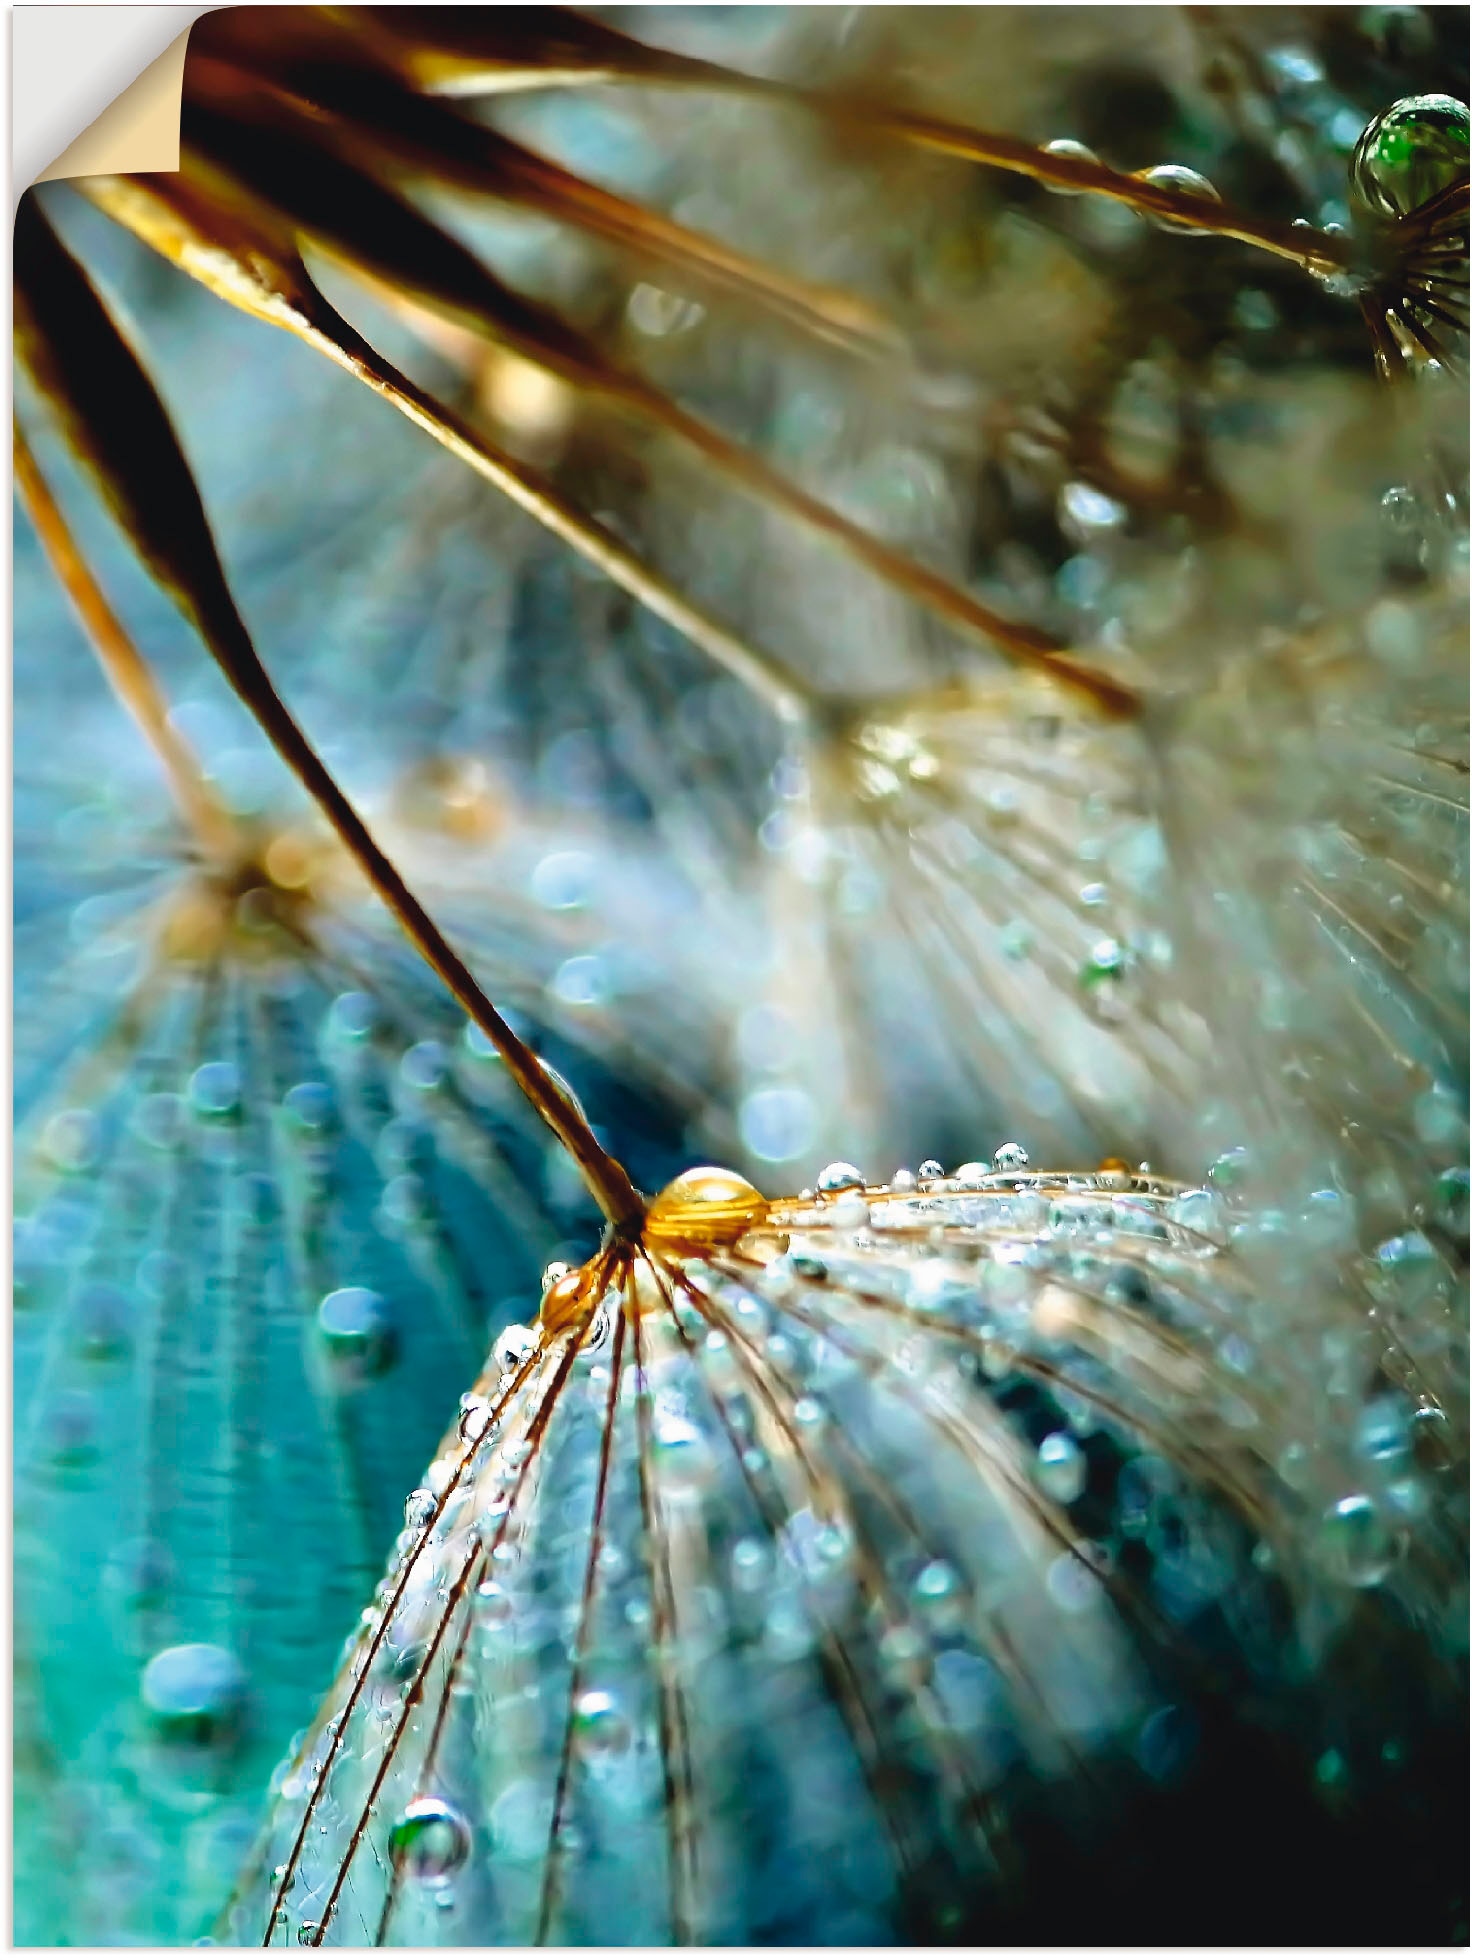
[15,6,215,192]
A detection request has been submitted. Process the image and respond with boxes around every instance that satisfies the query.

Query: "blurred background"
[13,5,1468,1943]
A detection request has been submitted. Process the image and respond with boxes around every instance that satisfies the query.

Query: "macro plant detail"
[11,4,1469,1947]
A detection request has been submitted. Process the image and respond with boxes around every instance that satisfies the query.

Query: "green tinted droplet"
[390,1796,471,1882]
[1350,94,1470,218]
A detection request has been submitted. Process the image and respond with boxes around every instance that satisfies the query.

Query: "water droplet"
[400,1041,449,1093]
[317,1287,396,1379]
[573,1688,632,1760]
[283,1081,335,1134]
[1132,163,1223,232]
[529,849,596,910]
[43,1108,100,1171]
[647,1165,766,1247]
[1041,137,1100,189]
[389,1795,471,1882]
[404,1488,437,1531]
[652,1413,714,1495]
[817,1161,864,1193]
[140,1643,247,1745]
[992,1142,1030,1172]
[1035,1431,1088,1504]
[917,1159,944,1181]
[627,281,704,336]
[1320,1493,1397,1586]
[912,1559,964,1631]
[1078,937,1129,1020]
[475,1579,514,1629]
[327,990,379,1043]
[1167,1187,1224,1245]
[1356,1395,1412,1464]
[1059,480,1127,536]
[459,1394,492,1444]
[189,1062,242,1121]
[1350,93,1469,218]
[494,1323,539,1375]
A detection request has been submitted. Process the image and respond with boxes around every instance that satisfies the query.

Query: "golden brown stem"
[13,420,239,862]
[820,101,1349,277]
[210,614,648,1233]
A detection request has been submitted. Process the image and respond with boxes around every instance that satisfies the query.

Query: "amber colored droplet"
[538,1264,594,1333]
[1098,1156,1130,1174]
[645,1165,768,1253]
[263,832,315,891]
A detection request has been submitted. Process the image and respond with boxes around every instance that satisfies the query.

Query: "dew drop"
[817,1161,865,1193]
[1041,136,1100,189]
[1320,1493,1397,1587]
[992,1142,1030,1172]
[389,1795,471,1882]
[403,1488,437,1531]
[140,1643,247,1745]
[1356,1395,1412,1464]
[1350,93,1470,218]
[494,1323,539,1375]
[327,991,379,1043]
[189,1062,242,1122]
[43,1108,100,1172]
[317,1287,396,1380]
[573,1688,632,1760]
[400,1041,449,1093]
[1078,938,1129,1020]
[1132,163,1223,232]
[283,1081,335,1133]
[652,1413,714,1495]
[917,1159,945,1181]
[1035,1431,1088,1504]
[1167,1187,1224,1245]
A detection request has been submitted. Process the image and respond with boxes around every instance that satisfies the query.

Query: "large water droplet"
[317,1287,396,1380]
[140,1643,247,1745]
[1350,93,1470,218]
[389,1795,471,1882]
[816,1161,864,1193]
